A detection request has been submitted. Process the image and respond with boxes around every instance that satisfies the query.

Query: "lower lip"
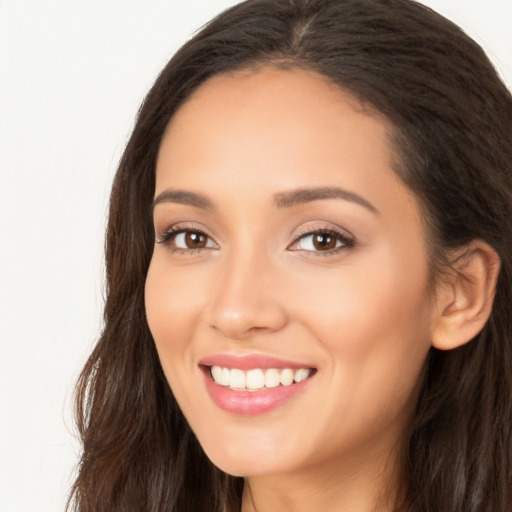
[202,368,313,415]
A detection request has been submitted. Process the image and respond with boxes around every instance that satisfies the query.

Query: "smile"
[200,358,316,415]
[210,365,312,391]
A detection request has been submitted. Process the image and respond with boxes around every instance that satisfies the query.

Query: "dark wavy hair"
[68,1,512,511]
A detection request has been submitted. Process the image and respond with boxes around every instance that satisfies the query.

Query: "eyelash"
[156,226,217,255]
[289,228,355,256]
[156,226,355,256]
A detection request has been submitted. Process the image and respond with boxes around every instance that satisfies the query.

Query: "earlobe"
[431,240,501,351]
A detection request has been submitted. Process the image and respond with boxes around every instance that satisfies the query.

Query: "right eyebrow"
[151,189,215,211]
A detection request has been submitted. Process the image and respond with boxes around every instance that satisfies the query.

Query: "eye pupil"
[185,232,207,248]
[313,234,336,251]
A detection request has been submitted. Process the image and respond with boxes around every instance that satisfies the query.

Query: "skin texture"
[144,68,489,512]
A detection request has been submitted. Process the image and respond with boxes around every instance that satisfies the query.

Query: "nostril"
[209,304,289,340]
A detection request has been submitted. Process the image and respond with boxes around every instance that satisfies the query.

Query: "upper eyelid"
[291,231,353,244]
[156,228,220,254]
[291,223,355,241]
[157,222,215,237]
[156,224,218,245]
[288,225,356,252]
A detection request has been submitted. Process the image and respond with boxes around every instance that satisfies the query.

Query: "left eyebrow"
[273,186,379,214]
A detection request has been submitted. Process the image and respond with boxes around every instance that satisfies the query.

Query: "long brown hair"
[68,1,512,511]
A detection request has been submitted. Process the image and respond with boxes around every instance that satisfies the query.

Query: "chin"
[196,425,304,478]
[206,451,290,478]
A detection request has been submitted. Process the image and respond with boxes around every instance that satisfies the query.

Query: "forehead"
[156,67,398,195]
[168,66,377,129]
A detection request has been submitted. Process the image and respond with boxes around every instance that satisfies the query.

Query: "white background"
[0,1,510,511]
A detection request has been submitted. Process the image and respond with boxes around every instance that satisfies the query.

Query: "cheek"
[291,246,433,424]
[295,244,432,343]
[144,258,205,377]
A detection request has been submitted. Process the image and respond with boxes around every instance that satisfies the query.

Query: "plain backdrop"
[0,1,510,511]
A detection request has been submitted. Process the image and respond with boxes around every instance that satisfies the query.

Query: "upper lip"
[199,354,315,370]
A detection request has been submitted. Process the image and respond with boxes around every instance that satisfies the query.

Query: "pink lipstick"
[199,354,316,415]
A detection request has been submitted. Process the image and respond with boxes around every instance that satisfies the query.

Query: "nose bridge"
[208,239,288,340]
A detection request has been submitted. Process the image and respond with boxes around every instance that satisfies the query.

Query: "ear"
[431,240,501,351]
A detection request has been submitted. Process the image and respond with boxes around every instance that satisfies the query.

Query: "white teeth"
[246,369,265,389]
[210,365,312,390]
[221,367,230,386]
[264,368,280,388]
[211,365,223,383]
[230,368,246,389]
[280,368,294,386]
[294,368,310,383]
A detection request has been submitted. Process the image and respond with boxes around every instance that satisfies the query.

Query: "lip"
[199,353,313,370]
[199,354,316,415]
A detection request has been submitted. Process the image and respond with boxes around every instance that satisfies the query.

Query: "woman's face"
[145,68,437,479]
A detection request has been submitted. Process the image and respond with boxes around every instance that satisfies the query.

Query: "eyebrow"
[273,186,378,214]
[152,185,378,214]
[152,189,214,211]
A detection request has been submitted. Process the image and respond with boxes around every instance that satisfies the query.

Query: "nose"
[207,250,289,341]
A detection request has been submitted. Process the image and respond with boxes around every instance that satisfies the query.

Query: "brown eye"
[289,229,354,254]
[312,233,337,251]
[185,231,207,248]
[159,229,218,251]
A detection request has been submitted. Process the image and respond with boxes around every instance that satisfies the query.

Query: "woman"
[68,0,512,511]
